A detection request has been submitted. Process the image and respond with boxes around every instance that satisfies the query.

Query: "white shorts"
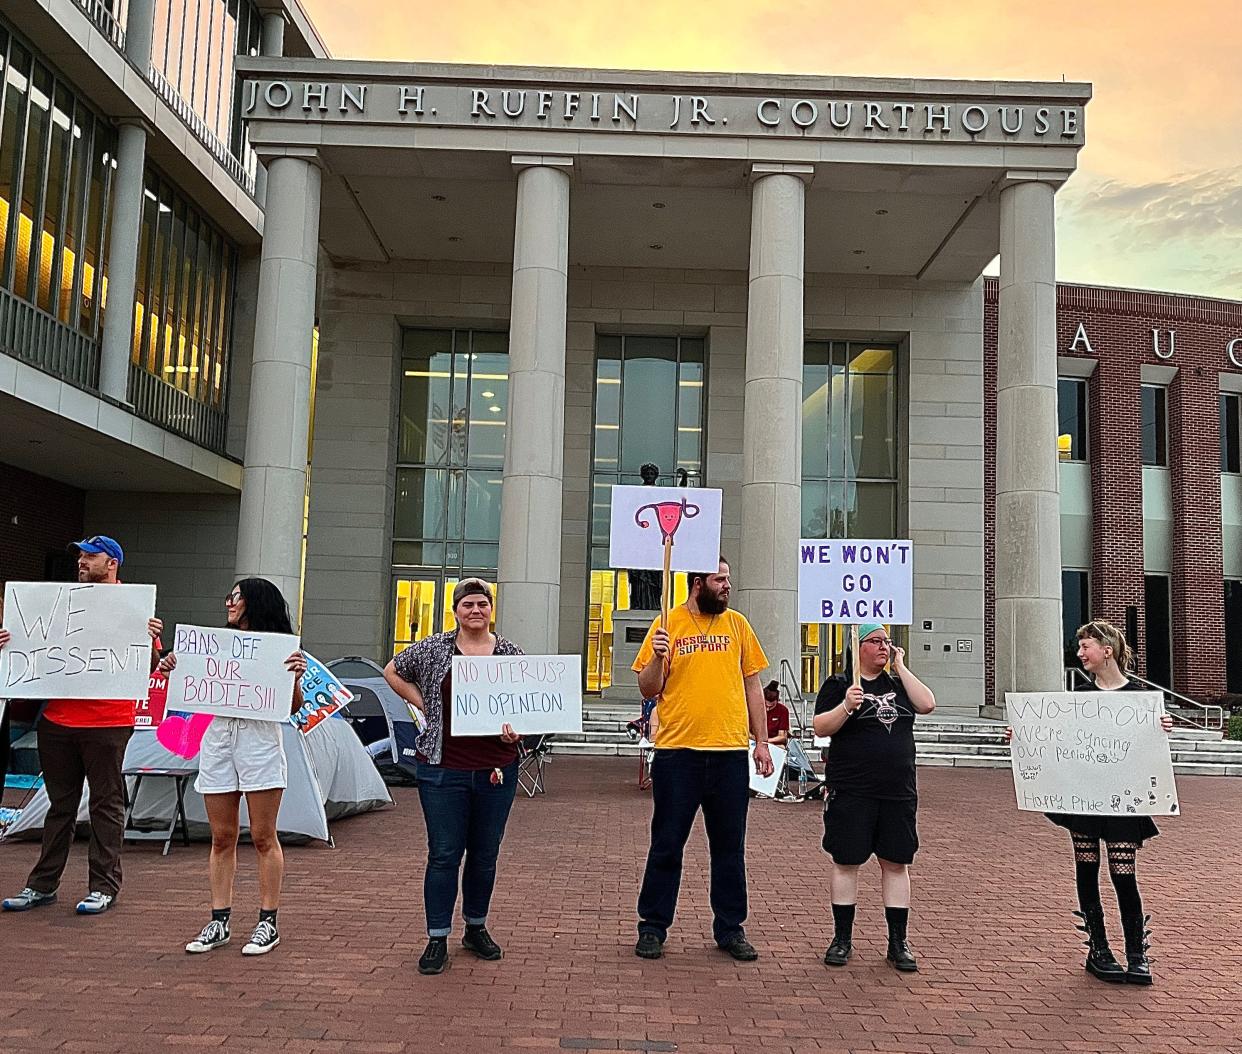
[195,718,287,795]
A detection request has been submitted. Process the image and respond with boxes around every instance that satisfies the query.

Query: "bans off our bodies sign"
[167,625,300,723]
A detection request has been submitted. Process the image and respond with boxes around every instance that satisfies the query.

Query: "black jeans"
[637,748,750,946]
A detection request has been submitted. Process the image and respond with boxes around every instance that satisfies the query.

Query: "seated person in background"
[763,682,789,747]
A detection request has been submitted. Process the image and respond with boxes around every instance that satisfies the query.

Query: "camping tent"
[327,656,421,784]
[2,718,390,844]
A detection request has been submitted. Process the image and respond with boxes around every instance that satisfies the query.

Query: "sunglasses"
[225,590,243,605]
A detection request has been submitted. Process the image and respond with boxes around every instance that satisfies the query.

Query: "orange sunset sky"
[301,0,1242,300]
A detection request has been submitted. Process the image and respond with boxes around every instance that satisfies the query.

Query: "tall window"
[1226,580,1242,693]
[391,328,509,653]
[132,167,237,407]
[1221,393,1241,474]
[1057,378,1088,462]
[587,335,706,690]
[801,341,900,689]
[1143,574,1172,689]
[0,24,115,337]
[1061,569,1089,669]
[1140,384,1167,467]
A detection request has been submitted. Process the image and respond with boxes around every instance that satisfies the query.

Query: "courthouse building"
[1,4,1239,715]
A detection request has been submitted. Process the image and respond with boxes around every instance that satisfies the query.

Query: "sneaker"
[886,938,919,972]
[823,936,853,966]
[418,937,449,975]
[242,919,280,956]
[634,932,664,960]
[75,891,115,915]
[720,935,759,962]
[462,925,503,961]
[2,887,57,912]
[186,919,231,954]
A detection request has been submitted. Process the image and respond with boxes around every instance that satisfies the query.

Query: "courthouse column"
[737,163,812,675]
[995,176,1063,700]
[235,153,322,615]
[496,156,572,653]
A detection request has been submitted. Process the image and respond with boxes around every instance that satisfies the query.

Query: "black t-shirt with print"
[814,671,917,800]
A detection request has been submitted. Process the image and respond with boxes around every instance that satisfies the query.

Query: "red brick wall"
[0,463,85,587]
[984,280,1242,704]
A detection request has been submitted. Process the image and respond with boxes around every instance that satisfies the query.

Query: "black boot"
[1121,912,1153,986]
[884,906,917,973]
[1073,907,1126,983]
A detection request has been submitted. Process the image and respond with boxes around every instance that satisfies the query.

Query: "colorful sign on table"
[1005,691,1179,816]
[607,485,723,573]
[0,582,156,700]
[166,625,300,723]
[450,654,583,736]
[290,653,354,734]
[797,539,914,624]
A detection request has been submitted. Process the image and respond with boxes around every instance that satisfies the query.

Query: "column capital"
[257,145,326,170]
[994,169,1070,196]
[750,162,815,185]
[511,155,575,173]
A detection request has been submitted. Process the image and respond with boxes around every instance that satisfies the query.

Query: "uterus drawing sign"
[607,484,724,574]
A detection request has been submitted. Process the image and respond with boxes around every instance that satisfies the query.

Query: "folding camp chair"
[777,737,825,800]
[516,735,552,797]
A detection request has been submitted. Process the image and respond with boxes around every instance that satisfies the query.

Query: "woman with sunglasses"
[1007,619,1173,985]
[812,623,936,973]
[160,578,305,956]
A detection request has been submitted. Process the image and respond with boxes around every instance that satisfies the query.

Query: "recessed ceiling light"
[448,235,462,242]
[489,405,502,413]
[649,243,663,250]
[875,208,889,215]
[481,390,495,398]
[652,202,666,209]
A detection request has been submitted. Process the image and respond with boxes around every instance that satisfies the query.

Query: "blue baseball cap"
[73,535,124,564]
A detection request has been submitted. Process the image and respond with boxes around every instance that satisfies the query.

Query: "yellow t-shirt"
[632,606,768,750]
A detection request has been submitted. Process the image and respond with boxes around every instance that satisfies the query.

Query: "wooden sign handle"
[850,624,861,689]
[660,537,673,677]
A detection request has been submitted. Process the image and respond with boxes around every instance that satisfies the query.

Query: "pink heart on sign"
[156,713,214,760]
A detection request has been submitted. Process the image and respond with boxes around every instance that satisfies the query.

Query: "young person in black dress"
[1009,619,1174,985]
[813,623,936,972]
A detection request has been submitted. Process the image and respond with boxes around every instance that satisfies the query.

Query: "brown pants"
[29,719,133,898]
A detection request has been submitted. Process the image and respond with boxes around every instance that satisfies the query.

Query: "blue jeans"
[637,749,750,946]
[416,760,518,937]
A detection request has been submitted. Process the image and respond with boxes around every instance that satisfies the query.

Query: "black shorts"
[821,789,919,865]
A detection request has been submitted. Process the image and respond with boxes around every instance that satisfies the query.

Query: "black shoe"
[823,936,853,967]
[886,938,918,972]
[720,935,759,962]
[1073,908,1126,983]
[418,937,449,975]
[1121,912,1153,986]
[462,925,503,961]
[634,932,664,959]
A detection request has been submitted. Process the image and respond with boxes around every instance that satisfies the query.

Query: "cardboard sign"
[450,654,583,736]
[166,625,300,723]
[748,742,787,798]
[290,653,354,735]
[0,582,156,700]
[607,485,723,573]
[135,671,169,729]
[797,539,914,624]
[1005,691,1179,816]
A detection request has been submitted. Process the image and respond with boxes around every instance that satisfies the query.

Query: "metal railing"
[1064,666,1224,730]
[74,0,126,51]
[0,288,100,389]
[128,363,228,454]
[779,657,810,733]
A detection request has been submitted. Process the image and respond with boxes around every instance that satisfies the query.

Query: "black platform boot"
[1121,912,1153,986]
[1073,907,1126,983]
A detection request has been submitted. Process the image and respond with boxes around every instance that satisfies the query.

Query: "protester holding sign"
[383,578,523,976]
[1,537,162,917]
[160,579,305,957]
[812,624,935,973]
[1006,620,1174,986]
[632,557,773,963]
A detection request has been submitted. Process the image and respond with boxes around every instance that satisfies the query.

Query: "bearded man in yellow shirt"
[632,557,774,962]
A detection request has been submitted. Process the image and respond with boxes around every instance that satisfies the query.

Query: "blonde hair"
[1076,619,1134,673]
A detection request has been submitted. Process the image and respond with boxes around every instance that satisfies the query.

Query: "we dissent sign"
[450,654,583,736]
[167,625,300,723]
[1005,691,1179,817]
[0,582,155,700]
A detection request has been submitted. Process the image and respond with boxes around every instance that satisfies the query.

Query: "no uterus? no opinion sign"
[797,539,913,624]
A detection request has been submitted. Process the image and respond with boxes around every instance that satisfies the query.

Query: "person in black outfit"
[812,623,936,972]
[1009,619,1173,986]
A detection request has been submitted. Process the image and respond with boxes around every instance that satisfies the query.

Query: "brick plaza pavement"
[0,761,1238,1053]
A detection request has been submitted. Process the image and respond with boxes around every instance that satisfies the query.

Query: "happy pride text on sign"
[1005,691,1179,816]
[450,654,583,736]
[0,582,155,700]
[167,625,300,723]
[797,540,913,624]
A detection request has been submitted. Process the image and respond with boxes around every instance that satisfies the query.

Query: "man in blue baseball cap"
[0,534,161,917]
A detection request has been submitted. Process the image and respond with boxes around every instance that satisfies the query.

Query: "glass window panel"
[464,470,503,541]
[1061,569,1089,662]
[392,578,438,649]
[445,469,465,541]
[1143,575,1172,688]
[1140,385,1167,467]
[1057,378,1088,462]
[394,468,448,540]
[620,339,677,475]
[593,356,621,470]
[1226,580,1242,693]
[591,478,615,546]
[801,478,829,538]
[399,329,453,465]
[802,349,831,479]
[38,83,71,314]
[1219,393,1240,474]
[16,60,51,302]
[463,543,499,568]
[676,359,703,473]
[468,346,508,467]
[79,122,107,333]
[679,337,705,363]
[828,343,847,478]
[213,247,232,405]
[0,41,32,281]
[392,541,444,568]
[849,346,895,479]
[849,482,897,537]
